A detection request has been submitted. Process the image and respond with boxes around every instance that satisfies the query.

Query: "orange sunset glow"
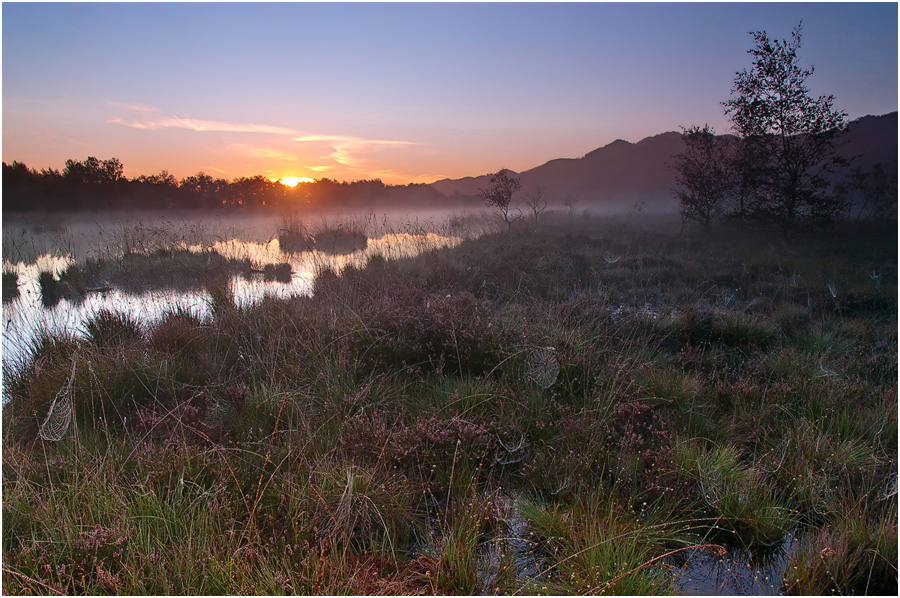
[273,176,314,187]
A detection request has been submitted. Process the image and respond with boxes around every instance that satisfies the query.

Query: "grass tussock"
[2,213,896,594]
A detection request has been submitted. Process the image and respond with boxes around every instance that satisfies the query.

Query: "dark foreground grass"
[3,214,896,595]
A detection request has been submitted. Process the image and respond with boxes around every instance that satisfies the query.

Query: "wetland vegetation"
[1,211,896,595]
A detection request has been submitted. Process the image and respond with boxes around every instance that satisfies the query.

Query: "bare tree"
[524,185,550,223]
[671,125,736,236]
[479,169,522,230]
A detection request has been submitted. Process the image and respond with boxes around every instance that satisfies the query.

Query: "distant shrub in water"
[2,266,18,302]
[314,226,368,255]
[58,258,106,297]
[38,270,59,307]
[263,262,292,282]
[278,229,315,253]
[116,247,252,291]
[84,309,143,348]
[277,212,315,253]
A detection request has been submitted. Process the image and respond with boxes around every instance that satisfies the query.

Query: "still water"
[1,211,471,378]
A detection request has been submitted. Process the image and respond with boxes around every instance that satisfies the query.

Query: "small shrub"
[660,310,775,351]
[344,412,496,477]
[774,302,811,336]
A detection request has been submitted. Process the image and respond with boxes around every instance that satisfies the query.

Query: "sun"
[281,176,315,187]
[272,176,314,187]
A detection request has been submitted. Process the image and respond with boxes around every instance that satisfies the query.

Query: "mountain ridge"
[430,112,898,211]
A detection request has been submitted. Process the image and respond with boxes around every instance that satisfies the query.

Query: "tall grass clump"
[516,492,704,595]
[672,439,793,546]
[83,309,143,348]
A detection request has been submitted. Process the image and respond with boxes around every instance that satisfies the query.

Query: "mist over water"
[1,208,474,381]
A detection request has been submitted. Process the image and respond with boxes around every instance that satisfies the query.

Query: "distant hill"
[430,112,898,212]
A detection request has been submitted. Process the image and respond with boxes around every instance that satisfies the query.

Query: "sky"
[3,2,898,185]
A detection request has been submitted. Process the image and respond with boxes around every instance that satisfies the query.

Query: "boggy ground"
[2,213,897,595]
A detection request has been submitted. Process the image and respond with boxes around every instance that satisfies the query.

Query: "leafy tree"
[723,23,848,231]
[63,157,124,185]
[135,170,177,187]
[671,125,736,236]
[229,175,281,207]
[179,172,226,208]
[479,169,521,230]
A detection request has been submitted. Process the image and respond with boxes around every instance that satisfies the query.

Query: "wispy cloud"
[293,134,413,146]
[109,115,302,136]
[109,102,160,113]
[293,134,416,167]
[107,103,419,179]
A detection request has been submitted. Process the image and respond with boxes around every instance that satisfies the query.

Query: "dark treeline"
[2,157,457,213]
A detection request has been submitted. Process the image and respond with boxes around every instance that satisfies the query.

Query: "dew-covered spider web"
[38,357,76,442]
[526,346,559,389]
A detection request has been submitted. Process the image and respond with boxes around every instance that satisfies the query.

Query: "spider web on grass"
[39,357,76,442]
[526,346,559,389]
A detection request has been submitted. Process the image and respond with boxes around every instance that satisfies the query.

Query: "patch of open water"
[672,534,797,595]
[1,231,462,391]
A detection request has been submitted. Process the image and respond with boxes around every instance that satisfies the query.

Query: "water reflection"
[672,534,796,596]
[2,232,461,379]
